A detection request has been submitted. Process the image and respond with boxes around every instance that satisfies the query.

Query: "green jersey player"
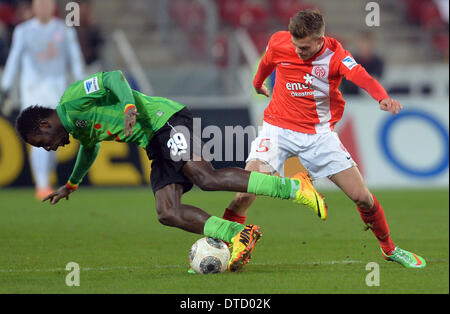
[15,70,327,272]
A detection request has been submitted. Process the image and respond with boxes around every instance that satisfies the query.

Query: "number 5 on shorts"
[256,138,270,153]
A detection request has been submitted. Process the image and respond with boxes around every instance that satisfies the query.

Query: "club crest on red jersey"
[313,66,327,78]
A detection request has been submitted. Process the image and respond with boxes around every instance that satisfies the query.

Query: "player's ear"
[39,120,51,129]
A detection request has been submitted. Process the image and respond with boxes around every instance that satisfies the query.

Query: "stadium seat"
[218,0,269,29]
[433,30,449,58]
[419,1,442,30]
[248,28,271,54]
[212,34,229,67]
[402,0,432,23]
[271,0,315,26]
[402,0,448,59]
[170,0,205,30]
[217,0,245,27]
[0,3,15,26]
[238,1,270,29]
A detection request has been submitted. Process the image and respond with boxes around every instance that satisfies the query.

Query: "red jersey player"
[223,9,426,268]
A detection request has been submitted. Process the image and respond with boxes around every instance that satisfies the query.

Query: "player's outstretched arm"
[379,98,402,115]
[69,143,101,186]
[102,71,139,137]
[340,59,397,112]
[43,143,101,205]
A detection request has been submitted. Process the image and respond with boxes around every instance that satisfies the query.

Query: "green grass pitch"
[0,187,448,294]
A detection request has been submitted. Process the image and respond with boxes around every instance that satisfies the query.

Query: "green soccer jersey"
[56,70,184,187]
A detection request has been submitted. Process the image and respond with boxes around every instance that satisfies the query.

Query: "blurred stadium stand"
[0,0,448,130]
[0,0,447,115]
[1,0,448,98]
[73,0,448,100]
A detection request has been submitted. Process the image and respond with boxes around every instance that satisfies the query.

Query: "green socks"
[203,216,245,243]
[246,172,299,200]
[203,173,300,242]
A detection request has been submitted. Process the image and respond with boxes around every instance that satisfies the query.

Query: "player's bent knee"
[156,206,179,226]
[154,184,184,226]
[192,177,213,191]
[186,171,208,190]
[183,160,219,191]
[155,199,182,227]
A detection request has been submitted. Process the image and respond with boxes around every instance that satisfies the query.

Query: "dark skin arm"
[124,106,139,137]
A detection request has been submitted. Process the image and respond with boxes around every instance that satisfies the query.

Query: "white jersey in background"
[1,17,85,109]
[1,16,85,195]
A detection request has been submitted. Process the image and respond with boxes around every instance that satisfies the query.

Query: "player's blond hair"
[288,8,325,39]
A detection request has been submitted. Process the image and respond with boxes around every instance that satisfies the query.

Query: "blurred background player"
[223,8,426,269]
[341,30,385,96]
[75,0,103,72]
[0,0,84,199]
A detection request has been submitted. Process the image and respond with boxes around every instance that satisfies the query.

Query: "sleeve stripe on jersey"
[124,104,136,113]
[65,180,79,190]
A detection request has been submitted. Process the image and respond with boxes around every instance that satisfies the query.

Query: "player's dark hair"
[289,8,325,39]
[15,105,54,142]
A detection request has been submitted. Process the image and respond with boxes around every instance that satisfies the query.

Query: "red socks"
[357,194,395,255]
[223,196,395,255]
[222,208,246,225]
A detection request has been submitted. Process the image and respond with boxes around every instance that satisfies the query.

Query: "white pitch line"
[265,260,364,265]
[0,258,446,273]
[0,260,363,273]
[0,266,146,273]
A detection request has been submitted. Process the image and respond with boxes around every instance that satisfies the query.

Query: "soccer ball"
[189,237,230,274]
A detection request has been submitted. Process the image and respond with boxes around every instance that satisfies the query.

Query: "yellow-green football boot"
[228,224,262,272]
[292,172,327,220]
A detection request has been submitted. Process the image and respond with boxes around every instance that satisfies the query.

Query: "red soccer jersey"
[254,31,388,134]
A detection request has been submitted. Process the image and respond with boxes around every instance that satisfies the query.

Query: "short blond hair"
[288,8,325,39]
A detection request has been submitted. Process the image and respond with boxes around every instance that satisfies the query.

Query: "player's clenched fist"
[379,98,402,115]
[255,83,271,98]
